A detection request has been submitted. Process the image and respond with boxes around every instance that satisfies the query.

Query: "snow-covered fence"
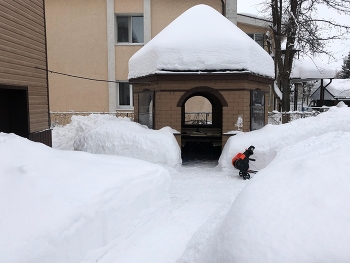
[50,111,134,126]
[268,109,326,125]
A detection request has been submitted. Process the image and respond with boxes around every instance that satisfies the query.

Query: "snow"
[291,57,337,80]
[128,4,274,80]
[2,103,350,263]
[218,102,350,171]
[199,103,350,263]
[53,114,182,168]
[87,163,246,263]
[0,133,170,263]
[273,81,283,99]
[201,132,350,263]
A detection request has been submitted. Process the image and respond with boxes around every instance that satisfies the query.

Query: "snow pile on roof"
[0,133,170,263]
[291,57,336,80]
[219,102,350,171]
[128,4,274,79]
[53,114,182,168]
[178,104,350,263]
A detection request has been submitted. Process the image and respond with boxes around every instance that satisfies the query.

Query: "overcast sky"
[237,0,350,70]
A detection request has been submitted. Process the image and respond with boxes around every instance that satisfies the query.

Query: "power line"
[35,67,149,84]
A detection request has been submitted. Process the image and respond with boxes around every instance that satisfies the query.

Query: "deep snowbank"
[0,133,170,263]
[179,104,350,262]
[53,114,182,168]
[204,131,350,262]
[218,103,350,172]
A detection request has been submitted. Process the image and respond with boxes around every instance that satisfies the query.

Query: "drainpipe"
[320,78,333,107]
[294,83,298,111]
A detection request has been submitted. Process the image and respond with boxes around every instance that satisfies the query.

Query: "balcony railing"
[184,112,212,125]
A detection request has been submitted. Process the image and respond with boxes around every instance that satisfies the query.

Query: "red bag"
[232,152,245,166]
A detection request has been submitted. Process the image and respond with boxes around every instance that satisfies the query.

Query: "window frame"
[115,14,144,45]
[247,33,265,48]
[138,90,154,129]
[250,89,265,131]
[117,82,134,110]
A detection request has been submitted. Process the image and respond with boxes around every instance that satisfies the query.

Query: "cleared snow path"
[83,162,247,263]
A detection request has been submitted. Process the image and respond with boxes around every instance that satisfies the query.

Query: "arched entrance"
[177,87,227,161]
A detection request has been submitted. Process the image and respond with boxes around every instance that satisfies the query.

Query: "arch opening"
[184,96,212,125]
[180,91,223,162]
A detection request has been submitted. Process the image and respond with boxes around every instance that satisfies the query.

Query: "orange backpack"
[232,152,246,166]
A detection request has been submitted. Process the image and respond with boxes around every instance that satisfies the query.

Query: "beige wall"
[114,0,222,81]
[45,0,109,112]
[45,0,271,116]
[115,0,143,13]
[114,0,143,82]
[237,22,267,34]
[115,46,142,80]
[237,22,270,53]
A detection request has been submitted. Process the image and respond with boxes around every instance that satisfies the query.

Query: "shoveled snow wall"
[52,114,182,169]
[0,133,171,263]
[218,104,350,172]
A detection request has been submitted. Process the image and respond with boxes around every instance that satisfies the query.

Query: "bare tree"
[263,0,350,115]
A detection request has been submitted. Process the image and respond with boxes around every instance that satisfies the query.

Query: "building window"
[138,91,154,129]
[250,89,265,131]
[247,33,265,48]
[118,82,133,108]
[116,15,144,43]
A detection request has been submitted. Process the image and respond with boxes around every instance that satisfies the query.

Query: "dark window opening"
[251,89,265,131]
[248,33,265,48]
[119,82,131,106]
[117,16,129,42]
[117,15,144,43]
[132,16,144,43]
[0,87,29,138]
[138,91,154,129]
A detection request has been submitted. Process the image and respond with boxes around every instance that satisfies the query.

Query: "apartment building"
[45,0,271,124]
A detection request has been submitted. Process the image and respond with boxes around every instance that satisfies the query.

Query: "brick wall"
[132,75,271,148]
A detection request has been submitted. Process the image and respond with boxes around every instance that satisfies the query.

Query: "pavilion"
[128,4,275,160]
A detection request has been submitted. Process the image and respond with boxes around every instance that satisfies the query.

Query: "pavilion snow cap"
[128,4,274,80]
